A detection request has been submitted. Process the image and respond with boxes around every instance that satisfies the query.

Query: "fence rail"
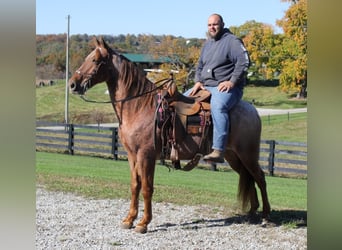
[36,121,307,177]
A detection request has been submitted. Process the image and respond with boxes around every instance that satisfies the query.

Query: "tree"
[277,0,307,97]
[230,21,283,81]
[146,35,202,90]
[239,21,278,80]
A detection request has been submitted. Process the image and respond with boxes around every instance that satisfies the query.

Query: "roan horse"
[69,37,270,233]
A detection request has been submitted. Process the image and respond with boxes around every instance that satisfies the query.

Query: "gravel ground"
[36,187,307,250]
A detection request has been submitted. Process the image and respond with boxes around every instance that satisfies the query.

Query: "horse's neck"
[106,78,156,124]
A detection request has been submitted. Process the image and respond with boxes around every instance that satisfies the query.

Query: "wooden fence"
[36,121,307,177]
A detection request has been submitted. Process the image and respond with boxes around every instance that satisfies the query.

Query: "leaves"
[145,36,202,89]
[277,0,307,95]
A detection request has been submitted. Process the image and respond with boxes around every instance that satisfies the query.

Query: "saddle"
[155,81,212,171]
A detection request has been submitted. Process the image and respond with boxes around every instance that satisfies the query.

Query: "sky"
[36,0,291,39]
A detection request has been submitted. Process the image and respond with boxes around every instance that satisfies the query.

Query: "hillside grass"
[261,112,307,142]
[36,80,307,123]
[243,85,307,109]
[36,80,116,123]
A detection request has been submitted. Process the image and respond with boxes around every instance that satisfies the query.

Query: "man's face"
[207,15,223,39]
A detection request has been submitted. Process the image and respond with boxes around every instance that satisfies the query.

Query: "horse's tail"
[237,166,255,212]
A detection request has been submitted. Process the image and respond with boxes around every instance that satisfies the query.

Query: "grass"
[36,82,307,226]
[243,85,307,109]
[36,80,116,123]
[36,80,307,123]
[36,151,307,212]
[261,112,307,142]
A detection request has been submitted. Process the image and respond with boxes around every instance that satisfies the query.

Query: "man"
[186,14,250,163]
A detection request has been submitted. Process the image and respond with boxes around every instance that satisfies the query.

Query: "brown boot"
[203,150,224,163]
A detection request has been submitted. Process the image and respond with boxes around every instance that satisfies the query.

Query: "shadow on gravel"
[269,209,307,227]
[152,210,306,233]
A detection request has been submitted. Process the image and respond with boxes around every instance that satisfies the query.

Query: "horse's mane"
[114,53,155,108]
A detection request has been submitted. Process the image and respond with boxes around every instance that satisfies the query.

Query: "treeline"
[36,0,307,97]
[36,33,204,80]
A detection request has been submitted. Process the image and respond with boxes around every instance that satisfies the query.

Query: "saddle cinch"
[156,82,213,171]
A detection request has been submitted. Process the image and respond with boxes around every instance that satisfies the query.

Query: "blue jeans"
[184,86,243,151]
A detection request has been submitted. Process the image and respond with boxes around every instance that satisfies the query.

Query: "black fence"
[36,121,307,177]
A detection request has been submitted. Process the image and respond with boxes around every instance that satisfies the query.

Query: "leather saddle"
[156,81,212,171]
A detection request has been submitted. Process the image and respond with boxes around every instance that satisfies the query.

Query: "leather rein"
[79,74,174,104]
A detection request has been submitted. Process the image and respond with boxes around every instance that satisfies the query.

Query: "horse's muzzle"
[69,81,85,95]
[69,82,76,92]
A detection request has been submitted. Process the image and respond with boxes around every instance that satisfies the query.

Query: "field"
[36,80,307,124]
[36,82,307,226]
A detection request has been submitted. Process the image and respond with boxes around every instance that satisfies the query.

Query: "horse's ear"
[93,36,101,47]
[95,47,102,60]
[99,37,110,51]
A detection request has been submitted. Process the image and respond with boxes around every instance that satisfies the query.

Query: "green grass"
[36,83,307,227]
[37,151,307,212]
[36,82,307,142]
[243,85,307,109]
[36,80,115,123]
[36,81,307,123]
[261,112,307,142]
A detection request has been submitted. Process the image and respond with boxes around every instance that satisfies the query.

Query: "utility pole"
[65,15,70,124]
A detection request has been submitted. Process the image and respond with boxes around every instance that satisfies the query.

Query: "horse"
[69,37,271,233]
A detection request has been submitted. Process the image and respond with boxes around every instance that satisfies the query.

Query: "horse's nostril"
[70,82,76,91]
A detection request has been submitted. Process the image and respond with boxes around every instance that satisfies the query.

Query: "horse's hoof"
[120,222,133,229]
[261,218,268,227]
[134,225,147,234]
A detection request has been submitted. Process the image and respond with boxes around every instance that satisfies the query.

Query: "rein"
[80,95,112,104]
[79,76,174,104]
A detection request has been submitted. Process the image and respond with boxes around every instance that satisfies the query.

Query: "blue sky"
[36,0,290,38]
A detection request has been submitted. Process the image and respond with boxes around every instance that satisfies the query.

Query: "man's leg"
[204,86,243,162]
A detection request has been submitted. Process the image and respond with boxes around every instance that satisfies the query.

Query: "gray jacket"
[195,28,250,88]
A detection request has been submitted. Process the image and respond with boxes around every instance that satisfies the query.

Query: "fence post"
[111,127,118,160]
[267,140,275,176]
[67,123,74,155]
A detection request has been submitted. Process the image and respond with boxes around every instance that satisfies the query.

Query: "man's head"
[207,14,225,39]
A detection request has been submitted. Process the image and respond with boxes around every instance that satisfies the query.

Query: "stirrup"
[181,153,203,171]
[203,150,224,163]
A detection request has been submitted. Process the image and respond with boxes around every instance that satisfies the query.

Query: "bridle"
[75,59,108,94]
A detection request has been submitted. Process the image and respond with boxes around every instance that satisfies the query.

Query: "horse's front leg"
[134,157,156,234]
[121,159,141,230]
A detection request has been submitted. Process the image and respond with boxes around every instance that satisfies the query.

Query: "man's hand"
[218,80,234,92]
[189,82,205,96]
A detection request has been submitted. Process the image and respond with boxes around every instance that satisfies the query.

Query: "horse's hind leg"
[240,154,271,220]
[226,151,259,215]
[252,165,271,220]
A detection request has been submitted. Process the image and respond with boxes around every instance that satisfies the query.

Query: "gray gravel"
[36,187,307,249]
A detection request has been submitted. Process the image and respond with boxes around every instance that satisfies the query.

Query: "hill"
[36,80,307,123]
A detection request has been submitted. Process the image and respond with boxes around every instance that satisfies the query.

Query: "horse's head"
[69,37,113,95]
